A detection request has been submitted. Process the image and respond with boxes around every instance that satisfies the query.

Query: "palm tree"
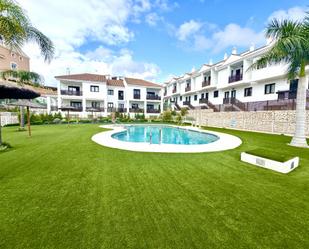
[252,17,309,148]
[1,70,43,130]
[0,0,54,62]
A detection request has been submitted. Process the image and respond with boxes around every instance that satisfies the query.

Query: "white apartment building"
[55,73,162,118]
[163,44,309,112]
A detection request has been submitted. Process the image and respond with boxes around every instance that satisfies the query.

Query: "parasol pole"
[27,106,31,137]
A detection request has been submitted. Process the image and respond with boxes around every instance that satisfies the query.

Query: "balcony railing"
[129,108,144,113]
[185,86,191,92]
[133,94,141,99]
[199,98,208,104]
[86,107,105,112]
[147,109,160,113]
[118,96,124,100]
[60,90,83,96]
[50,106,58,111]
[146,94,161,100]
[183,101,190,106]
[202,80,211,87]
[61,106,83,112]
[172,88,177,93]
[107,108,127,113]
[228,74,243,83]
[277,90,297,100]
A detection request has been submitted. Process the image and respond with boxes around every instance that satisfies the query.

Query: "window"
[133,89,140,99]
[201,93,204,99]
[180,96,182,101]
[68,86,80,92]
[91,102,100,108]
[70,101,82,108]
[107,102,114,108]
[244,87,252,97]
[90,85,99,92]
[108,89,114,95]
[11,52,15,58]
[265,83,275,94]
[19,56,23,61]
[213,90,219,98]
[118,90,124,100]
[10,62,17,70]
[119,103,124,109]
[132,103,139,109]
[194,95,197,101]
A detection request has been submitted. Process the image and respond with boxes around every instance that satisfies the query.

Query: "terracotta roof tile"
[125,77,161,88]
[55,73,106,82]
[107,79,124,87]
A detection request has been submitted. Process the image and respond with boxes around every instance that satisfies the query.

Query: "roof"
[55,73,106,82]
[125,77,161,88]
[107,79,124,87]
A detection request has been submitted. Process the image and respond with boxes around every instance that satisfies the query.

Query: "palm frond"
[25,26,54,62]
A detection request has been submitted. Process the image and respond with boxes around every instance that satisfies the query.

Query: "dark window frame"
[264,83,275,94]
[213,90,219,98]
[90,85,99,92]
[244,87,252,97]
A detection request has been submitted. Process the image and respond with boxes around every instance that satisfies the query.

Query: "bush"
[4,123,19,127]
[53,118,61,124]
[79,119,92,123]
[162,110,172,122]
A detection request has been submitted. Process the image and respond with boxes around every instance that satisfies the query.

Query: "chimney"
[250,43,255,52]
[232,47,237,55]
[209,59,213,65]
[224,53,228,60]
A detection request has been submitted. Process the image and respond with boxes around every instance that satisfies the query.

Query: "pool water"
[112,125,219,145]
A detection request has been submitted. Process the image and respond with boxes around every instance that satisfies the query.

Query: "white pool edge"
[91,124,242,153]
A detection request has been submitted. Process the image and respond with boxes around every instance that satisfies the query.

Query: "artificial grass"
[244,148,294,162]
[0,124,309,249]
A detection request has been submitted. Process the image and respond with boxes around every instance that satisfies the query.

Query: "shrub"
[162,110,172,122]
[53,118,61,124]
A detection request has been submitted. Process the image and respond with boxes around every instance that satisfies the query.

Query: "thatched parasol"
[0,81,40,99]
[7,99,46,137]
[0,81,40,145]
[86,107,101,123]
[59,106,81,126]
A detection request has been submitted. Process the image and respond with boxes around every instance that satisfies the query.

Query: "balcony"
[86,107,105,112]
[228,74,243,83]
[129,108,144,113]
[146,94,161,100]
[199,98,208,104]
[147,109,160,113]
[133,94,141,99]
[107,107,127,113]
[50,106,58,111]
[277,90,297,100]
[172,88,177,93]
[185,86,191,92]
[202,80,211,87]
[61,106,83,112]
[60,90,83,96]
[183,101,190,106]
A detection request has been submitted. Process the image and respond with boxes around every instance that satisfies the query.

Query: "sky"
[18,0,308,86]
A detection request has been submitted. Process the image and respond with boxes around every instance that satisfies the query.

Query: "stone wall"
[187,109,309,135]
[0,112,19,126]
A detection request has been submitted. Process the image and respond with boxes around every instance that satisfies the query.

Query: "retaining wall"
[187,109,309,135]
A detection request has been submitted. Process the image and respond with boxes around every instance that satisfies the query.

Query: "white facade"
[55,74,163,118]
[164,44,309,111]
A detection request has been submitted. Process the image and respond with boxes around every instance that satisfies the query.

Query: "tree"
[252,17,309,148]
[0,0,54,62]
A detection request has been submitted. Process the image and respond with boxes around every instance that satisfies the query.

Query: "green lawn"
[0,124,309,249]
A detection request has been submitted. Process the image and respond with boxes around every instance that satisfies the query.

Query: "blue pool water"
[112,125,219,145]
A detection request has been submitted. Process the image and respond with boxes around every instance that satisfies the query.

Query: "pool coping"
[91,124,242,153]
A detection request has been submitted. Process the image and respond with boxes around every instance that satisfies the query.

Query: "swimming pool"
[92,124,242,153]
[112,125,219,145]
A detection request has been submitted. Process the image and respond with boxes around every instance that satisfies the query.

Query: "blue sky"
[19,0,308,86]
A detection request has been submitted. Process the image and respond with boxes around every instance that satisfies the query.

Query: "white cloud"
[145,13,163,26]
[177,20,203,41]
[211,23,265,52]
[268,6,307,22]
[17,0,161,86]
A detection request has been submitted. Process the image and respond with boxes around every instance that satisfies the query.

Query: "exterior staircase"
[223,98,247,111]
[174,102,181,111]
